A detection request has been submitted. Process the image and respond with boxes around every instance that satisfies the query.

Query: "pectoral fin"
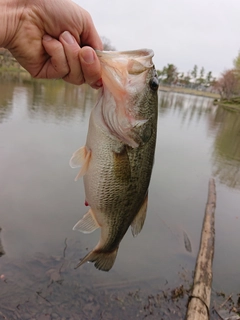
[73,208,100,234]
[131,193,148,237]
[113,146,131,181]
[69,146,91,181]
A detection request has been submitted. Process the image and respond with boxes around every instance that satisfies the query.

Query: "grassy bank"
[215,97,240,112]
[0,69,32,83]
[159,85,220,99]
[0,66,26,72]
[0,68,221,101]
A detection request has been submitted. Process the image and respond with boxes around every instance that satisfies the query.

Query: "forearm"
[0,0,26,49]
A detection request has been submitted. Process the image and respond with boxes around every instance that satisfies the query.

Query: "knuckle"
[63,74,85,85]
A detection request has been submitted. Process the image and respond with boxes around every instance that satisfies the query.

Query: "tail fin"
[75,247,118,272]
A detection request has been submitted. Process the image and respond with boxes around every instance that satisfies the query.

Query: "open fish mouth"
[96,49,154,75]
[95,48,156,148]
[96,48,154,57]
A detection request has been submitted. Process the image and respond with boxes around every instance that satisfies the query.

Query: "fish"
[70,49,159,271]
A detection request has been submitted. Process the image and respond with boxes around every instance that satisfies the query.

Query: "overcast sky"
[74,0,240,78]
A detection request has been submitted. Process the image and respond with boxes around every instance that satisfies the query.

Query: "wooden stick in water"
[186,178,216,320]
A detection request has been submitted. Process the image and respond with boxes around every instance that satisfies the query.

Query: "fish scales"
[70,49,159,271]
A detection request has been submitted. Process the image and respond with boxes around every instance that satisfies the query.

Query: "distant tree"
[200,67,205,79]
[162,64,178,85]
[215,69,239,99]
[206,71,212,86]
[233,51,240,71]
[196,67,205,85]
[191,65,198,84]
[101,36,116,51]
[210,77,217,87]
[233,51,240,90]
[184,74,191,86]
[157,69,165,82]
[178,72,185,85]
[179,72,184,79]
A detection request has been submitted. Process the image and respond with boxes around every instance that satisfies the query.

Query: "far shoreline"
[0,68,221,100]
[158,85,220,99]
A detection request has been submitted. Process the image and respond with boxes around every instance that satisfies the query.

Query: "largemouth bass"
[70,49,159,271]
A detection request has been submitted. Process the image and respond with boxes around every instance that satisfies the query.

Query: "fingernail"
[61,31,75,44]
[82,49,95,64]
[91,79,103,89]
[43,34,53,42]
[95,79,103,88]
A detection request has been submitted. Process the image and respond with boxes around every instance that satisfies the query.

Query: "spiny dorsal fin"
[131,193,148,237]
[69,146,91,181]
[73,208,99,234]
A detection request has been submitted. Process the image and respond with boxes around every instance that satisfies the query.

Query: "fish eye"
[149,77,159,91]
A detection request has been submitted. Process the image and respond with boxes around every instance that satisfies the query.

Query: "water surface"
[0,79,239,318]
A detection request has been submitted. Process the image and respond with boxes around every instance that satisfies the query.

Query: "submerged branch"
[0,227,5,257]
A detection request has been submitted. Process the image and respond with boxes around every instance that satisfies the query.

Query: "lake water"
[0,78,240,319]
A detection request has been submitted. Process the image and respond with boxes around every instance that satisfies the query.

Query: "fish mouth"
[96,49,154,73]
[95,49,155,148]
[96,48,154,59]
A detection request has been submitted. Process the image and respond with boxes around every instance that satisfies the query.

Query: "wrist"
[0,0,26,49]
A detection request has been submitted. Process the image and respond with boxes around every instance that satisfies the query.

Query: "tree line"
[1,36,240,101]
[157,51,240,100]
[214,52,240,100]
[157,64,216,89]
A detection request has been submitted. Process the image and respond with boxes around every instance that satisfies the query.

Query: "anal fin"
[73,208,100,234]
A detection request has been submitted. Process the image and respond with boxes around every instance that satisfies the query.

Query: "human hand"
[1,0,103,87]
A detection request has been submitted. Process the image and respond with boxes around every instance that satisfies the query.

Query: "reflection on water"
[28,81,98,122]
[0,78,98,124]
[159,92,215,125]
[212,107,240,189]
[0,82,240,317]
[159,92,240,190]
[0,83,14,123]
